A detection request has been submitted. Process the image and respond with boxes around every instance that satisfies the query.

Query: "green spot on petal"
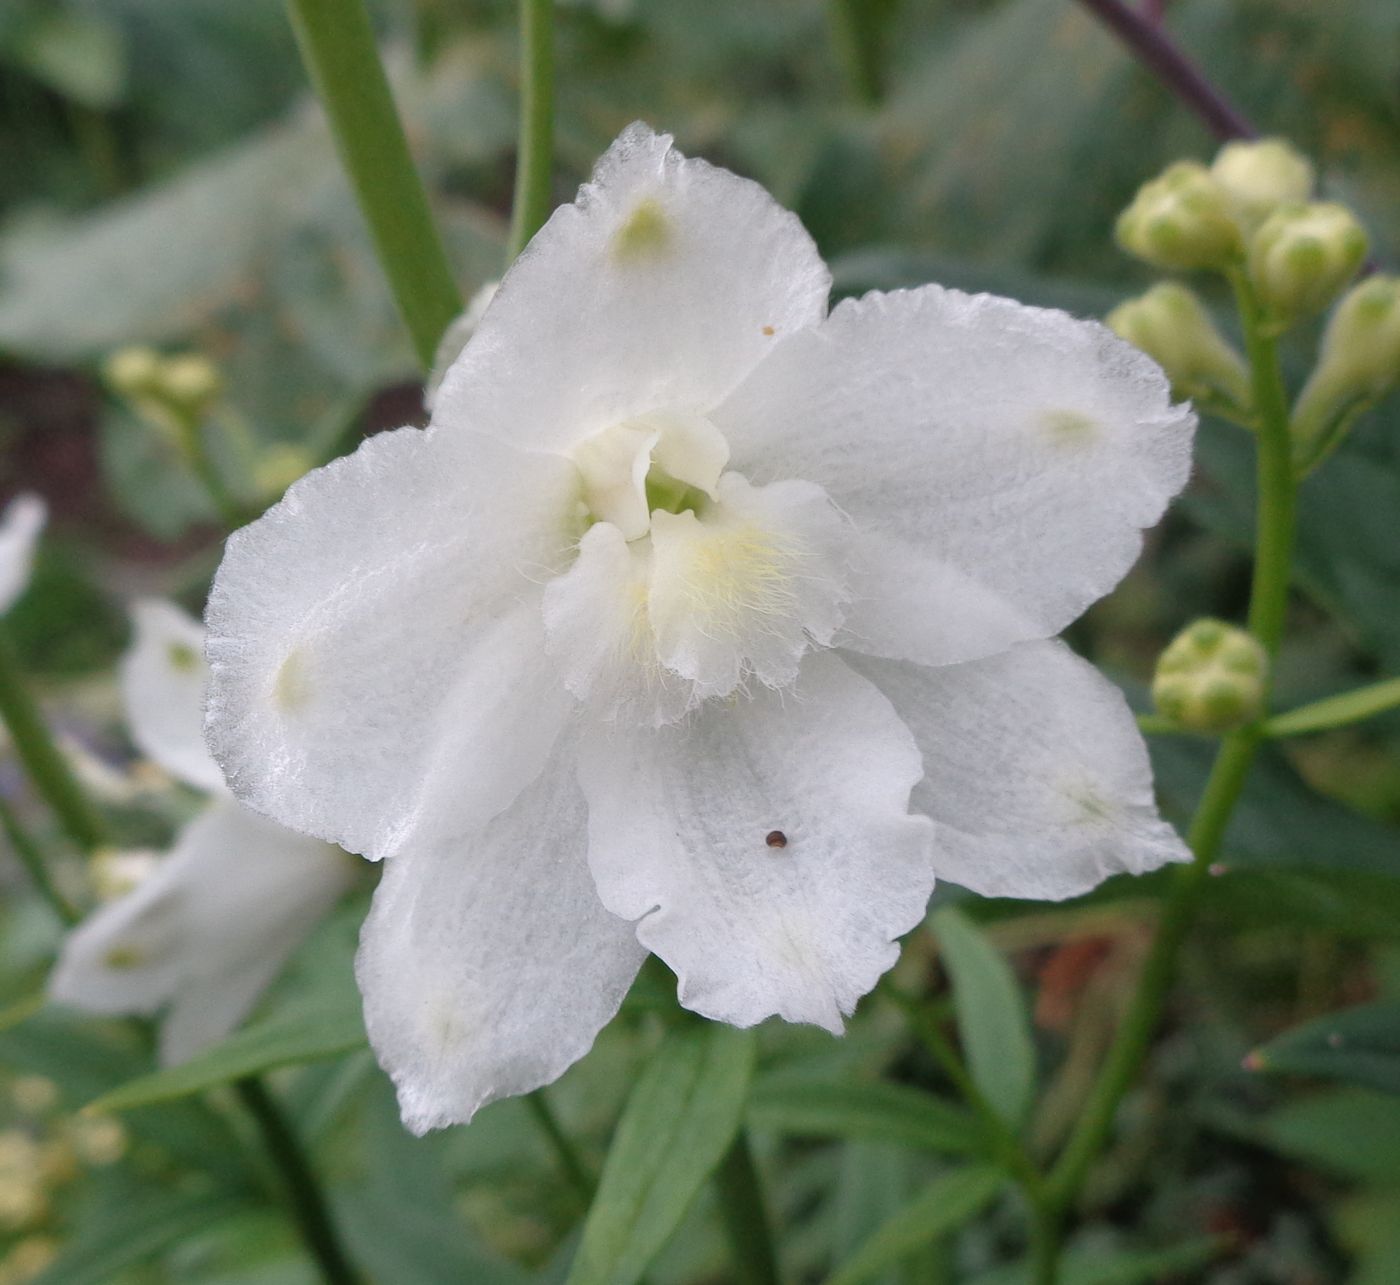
[613,197,671,261]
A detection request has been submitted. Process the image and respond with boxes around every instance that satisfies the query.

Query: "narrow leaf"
[1247,1000,1400,1095]
[748,1076,984,1155]
[86,1005,366,1113]
[31,1188,248,1285]
[566,1023,756,1285]
[933,906,1035,1124]
[826,1165,1003,1285]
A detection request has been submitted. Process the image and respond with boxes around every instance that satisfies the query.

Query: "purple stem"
[1077,0,1258,141]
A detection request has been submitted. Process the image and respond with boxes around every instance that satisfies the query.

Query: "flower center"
[571,412,730,541]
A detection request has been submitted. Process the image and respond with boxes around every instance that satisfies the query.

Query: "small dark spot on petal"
[761,325,775,336]
[765,830,787,849]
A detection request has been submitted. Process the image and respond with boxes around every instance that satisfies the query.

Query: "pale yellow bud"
[158,354,223,414]
[1248,202,1368,324]
[1292,275,1400,473]
[1210,138,1314,232]
[1116,161,1243,272]
[102,346,163,399]
[254,444,315,498]
[9,1077,58,1118]
[1153,619,1268,733]
[0,1236,58,1284]
[1107,283,1251,414]
[70,1114,127,1167]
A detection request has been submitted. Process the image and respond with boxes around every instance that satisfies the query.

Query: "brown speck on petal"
[765,830,787,848]
[762,325,775,336]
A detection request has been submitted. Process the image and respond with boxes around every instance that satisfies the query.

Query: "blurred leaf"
[30,1186,250,1285]
[964,1236,1220,1285]
[566,1023,756,1285]
[932,906,1036,1125]
[1209,1087,1400,1183]
[5,9,126,108]
[748,1076,984,1155]
[826,1165,1002,1285]
[1249,1000,1400,1095]
[87,1004,367,1112]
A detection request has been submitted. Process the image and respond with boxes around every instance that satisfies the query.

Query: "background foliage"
[1,0,1399,1281]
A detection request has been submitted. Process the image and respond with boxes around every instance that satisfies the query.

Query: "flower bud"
[1116,161,1243,272]
[158,354,223,417]
[1152,618,1268,733]
[1210,138,1314,233]
[254,444,314,498]
[1107,283,1250,414]
[1248,201,1368,324]
[102,346,163,400]
[1291,275,1400,473]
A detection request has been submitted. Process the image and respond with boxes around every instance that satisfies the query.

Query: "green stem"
[176,418,247,530]
[1029,1202,1062,1285]
[1042,270,1298,1221]
[524,1088,595,1204]
[0,794,78,925]
[285,0,461,369]
[714,1129,781,1285]
[1232,270,1297,658]
[826,0,884,106]
[1265,675,1400,738]
[235,1078,362,1285]
[0,625,107,853]
[506,0,556,261]
[881,982,1047,1200]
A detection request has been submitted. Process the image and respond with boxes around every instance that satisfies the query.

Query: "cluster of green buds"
[1152,619,1268,734]
[103,346,224,442]
[1112,137,1396,473]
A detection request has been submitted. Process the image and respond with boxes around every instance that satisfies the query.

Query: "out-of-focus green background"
[1,1,1399,1282]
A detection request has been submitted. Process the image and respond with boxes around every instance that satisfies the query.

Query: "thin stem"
[176,418,247,530]
[1231,271,1297,658]
[234,1078,362,1285]
[1265,676,1400,738]
[524,1088,595,1204]
[1029,1201,1062,1285]
[881,981,1047,1201]
[713,1129,781,1285]
[1043,268,1299,1219]
[285,0,461,369]
[1075,0,1256,141]
[506,0,556,261]
[0,794,78,925]
[826,0,884,107]
[0,625,107,854]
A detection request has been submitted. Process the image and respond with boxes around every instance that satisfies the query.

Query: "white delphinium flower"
[49,601,355,1065]
[0,495,46,617]
[205,125,1196,1133]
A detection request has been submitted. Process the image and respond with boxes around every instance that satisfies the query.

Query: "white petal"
[206,426,579,858]
[714,286,1196,666]
[646,474,850,699]
[49,800,354,1065]
[432,123,831,452]
[119,599,225,794]
[847,641,1189,901]
[578,653,934,1033]
[0,494,45,616]
[356,743,646,1134]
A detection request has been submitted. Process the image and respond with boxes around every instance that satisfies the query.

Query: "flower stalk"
[0,626,108,854]
[0,793,78,926]
[1040,273,1299,1236]
[284,0,461,369]
[1265,676,1400,738]
[235,1077,363,1285]
[506,0,556,262]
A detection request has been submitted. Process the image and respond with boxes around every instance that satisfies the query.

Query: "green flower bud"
[102,346,163,400]
[1247,201,1368,324]
[1152,618,1268,733]
[1291,275,1400,473]
[1107,283,1251,415]
[1210,138,1314,233]
[1115,161,1243,272]
[254,444,314,498]
[158,354,223,417]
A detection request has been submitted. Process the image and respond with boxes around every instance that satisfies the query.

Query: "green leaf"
[964,1236,1220,1285]
[86,1004,367,1113]
[826,1165,1003,1285]
[1248,1001,1400,1095]
[566,1023,757,1285]
[932,906,1036,1125]
[30,1187,249,1285]
[747,1076,984,1155]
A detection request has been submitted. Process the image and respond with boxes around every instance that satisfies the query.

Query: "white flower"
[49,600,355,1066]
[0,495,45,617]
[205,125,1195,1132]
